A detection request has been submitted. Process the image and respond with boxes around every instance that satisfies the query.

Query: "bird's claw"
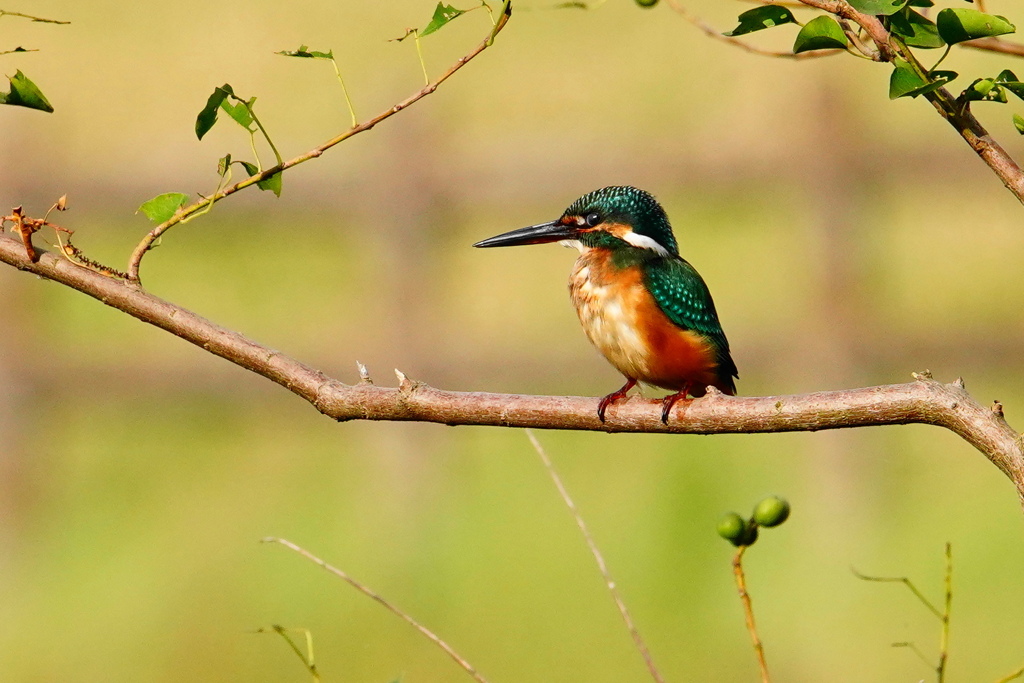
[660,387,691,424]
[597,378,638,422]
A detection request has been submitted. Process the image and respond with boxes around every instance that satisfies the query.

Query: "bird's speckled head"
[561,186,678,256]
[472,185,679,258]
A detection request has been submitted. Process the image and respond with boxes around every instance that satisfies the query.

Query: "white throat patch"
[622,231,671,256]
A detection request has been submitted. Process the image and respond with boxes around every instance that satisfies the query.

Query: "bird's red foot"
[598,378,638,422]
[661,385,693,424]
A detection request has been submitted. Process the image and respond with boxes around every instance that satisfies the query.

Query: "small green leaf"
[421,3,467,37]
[220,97,254,129]
[936,8,1014,45]
[995,71,1024,101]
[276,45,334,60]
[0,70,54,112]
[196,84,235,139]
[889,8,945,48]
[889,60,956,99]
[793,16,848,53]
[217,153,232,176]
[723,6,796,37]
[258,171,283,197]
[1013,113,1024,134]
[138,192,190,224]
[962,78,1008,103]
[847,0,908,16]
[908,0,933,6]
[240,162,283,197]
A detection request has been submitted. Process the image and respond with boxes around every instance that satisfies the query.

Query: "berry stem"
[733,546,770,683]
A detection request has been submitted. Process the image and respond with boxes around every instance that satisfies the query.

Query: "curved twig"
[125,0,512,283]
[666,0,841,60]
[3,232,1022,502]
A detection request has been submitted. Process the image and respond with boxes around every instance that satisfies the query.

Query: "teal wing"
[642,257,738,391]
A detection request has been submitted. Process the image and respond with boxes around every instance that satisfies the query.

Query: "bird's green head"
[473,186,679,257]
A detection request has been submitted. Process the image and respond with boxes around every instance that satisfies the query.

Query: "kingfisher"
[473,186,737,423]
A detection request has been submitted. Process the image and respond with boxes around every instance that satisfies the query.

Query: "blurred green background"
[2,0,1024,680]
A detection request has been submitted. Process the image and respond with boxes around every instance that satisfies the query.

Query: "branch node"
[395,368,414,392]
[913,369,934,381]
[953,377,966,389]
[356,360,373,384]
[993,400,1005,419]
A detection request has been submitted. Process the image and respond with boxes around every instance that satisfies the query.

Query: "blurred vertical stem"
[733,546,770,683]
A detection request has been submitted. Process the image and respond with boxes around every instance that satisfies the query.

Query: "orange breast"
[569,250,725,395]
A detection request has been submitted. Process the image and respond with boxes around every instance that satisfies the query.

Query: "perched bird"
[474,186,737,423]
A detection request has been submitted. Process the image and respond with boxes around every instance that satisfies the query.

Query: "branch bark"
[3,232,1023,501]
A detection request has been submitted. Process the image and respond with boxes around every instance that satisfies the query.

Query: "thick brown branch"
[3,232,1023,501]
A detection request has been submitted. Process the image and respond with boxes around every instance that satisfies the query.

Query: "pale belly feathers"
[569,258,653,382]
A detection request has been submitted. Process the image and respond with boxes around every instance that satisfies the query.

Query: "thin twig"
[254,625,321,682]
[525,430,665,683]
[666,0,840,60]
[851,568,943,620]
[733,546,770,683]
[0,9,69,23]
[262,537,489,683]
[997,665,1024,683]
[938,543,952,683]
[126,0,512,282]
[962,38,1024,59]
[893,641,936,669]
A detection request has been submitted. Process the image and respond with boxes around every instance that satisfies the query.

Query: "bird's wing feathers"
[642,257,739,382]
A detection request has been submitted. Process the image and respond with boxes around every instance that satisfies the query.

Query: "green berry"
[717,513,747,545]
[741,524,759,547]
[634,0,659,7]
[753,496,791,528]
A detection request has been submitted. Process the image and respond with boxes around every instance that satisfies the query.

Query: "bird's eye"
[585,213,601,227]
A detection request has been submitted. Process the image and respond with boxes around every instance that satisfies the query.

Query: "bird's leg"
[597,377,637,422]
[660,383,693,424]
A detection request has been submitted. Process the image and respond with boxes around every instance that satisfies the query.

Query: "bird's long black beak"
[473,220,578,248]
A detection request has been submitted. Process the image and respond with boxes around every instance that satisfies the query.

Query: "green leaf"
[217,153,232,176]
[276,45,334,60]
[258,171,283,197]
[220,97,254,129]
[1013,113,1024,134]
[240,162,283,197]
[723,6,796,37]
[889,60,956,99]
[908,0,933,6]
[962,78,1008,103]
[889,8,945,48]
[793,16,848,53]
[994,71,1024,101]
[847,0,908,16]
[936,8,1014,45]
[195,84,235,140]
[420,3,467,37]
[138,192,190,224]
[0,70,54,112]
